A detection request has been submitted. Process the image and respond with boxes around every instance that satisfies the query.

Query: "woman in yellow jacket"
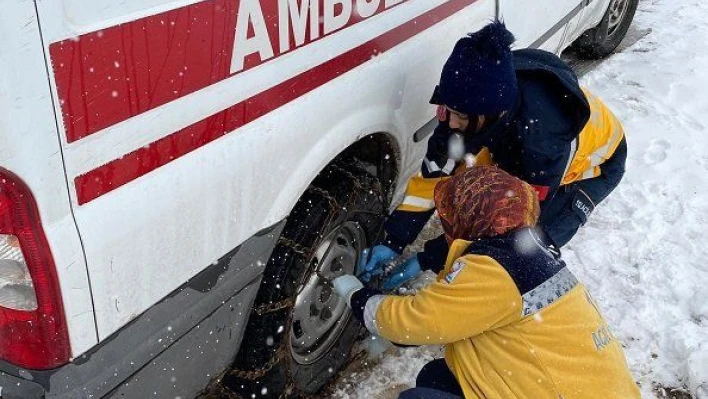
[333,166,640,399]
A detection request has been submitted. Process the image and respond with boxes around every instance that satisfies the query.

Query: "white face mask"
[448,132,465,161]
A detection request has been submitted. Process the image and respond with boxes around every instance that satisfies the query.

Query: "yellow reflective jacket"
[365,230,640,398]
[398,89,623,214]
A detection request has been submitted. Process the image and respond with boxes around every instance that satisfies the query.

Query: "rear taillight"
[0,168,70,369]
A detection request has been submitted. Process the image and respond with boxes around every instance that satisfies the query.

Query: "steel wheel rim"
[289,222,365,365]
[607,0,630,36]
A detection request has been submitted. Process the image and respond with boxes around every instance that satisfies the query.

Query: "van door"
[499,0,587,51]
[33,0,269,340]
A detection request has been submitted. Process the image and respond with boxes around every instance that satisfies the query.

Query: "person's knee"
[414,358,464,396]
[399,388,429,399]
[415,359,448,388]
[399,388,462,399]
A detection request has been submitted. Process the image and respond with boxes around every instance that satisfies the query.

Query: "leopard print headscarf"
[434,166,540,243]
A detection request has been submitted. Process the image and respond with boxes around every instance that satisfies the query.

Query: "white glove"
[363,334,393,360]
[332,275,364,307]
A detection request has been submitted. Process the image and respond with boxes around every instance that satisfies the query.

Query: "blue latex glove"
[332,275,364,306]
[381,255,422,291]
[357,245,398,282]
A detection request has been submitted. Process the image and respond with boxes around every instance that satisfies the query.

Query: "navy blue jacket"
[384,49,593,271]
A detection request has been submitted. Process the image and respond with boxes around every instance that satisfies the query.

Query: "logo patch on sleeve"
[444,261,465,284]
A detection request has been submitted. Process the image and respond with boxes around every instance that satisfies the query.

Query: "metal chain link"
[277,237,314,259]
[331,164,367,192]
[279,382,296,399]
[252,296,295,316]
[331,164,386,203]
[228,344,287,380]
[308,186,341,210]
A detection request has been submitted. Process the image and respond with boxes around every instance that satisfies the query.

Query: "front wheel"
[572,0,639,59]
[223,162,386,398]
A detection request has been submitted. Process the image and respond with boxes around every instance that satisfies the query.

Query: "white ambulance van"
[0,0,636,397]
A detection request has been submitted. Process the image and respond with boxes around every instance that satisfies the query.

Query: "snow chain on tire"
[224,163,387,398]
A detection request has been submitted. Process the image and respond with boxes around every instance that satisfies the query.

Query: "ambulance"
[0,0,636,397]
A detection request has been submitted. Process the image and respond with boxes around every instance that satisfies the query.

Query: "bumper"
[0,371,44,399]
[0,221,284,399]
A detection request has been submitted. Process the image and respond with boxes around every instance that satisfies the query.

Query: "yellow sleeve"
[584,89,625,151]
[563,89,625,184]
[396,174,447,212]
[370,255,522,345]
[397,147,493,212]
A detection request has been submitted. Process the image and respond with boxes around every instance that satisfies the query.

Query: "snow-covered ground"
[333,0,708,397]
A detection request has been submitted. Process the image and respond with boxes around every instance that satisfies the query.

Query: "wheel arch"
[264,127,402,225]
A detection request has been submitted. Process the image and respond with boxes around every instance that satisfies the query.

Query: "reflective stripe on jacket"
[562,89,625,184]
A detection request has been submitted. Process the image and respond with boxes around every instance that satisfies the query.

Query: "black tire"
[222,161,385,398]
[572,0,639,59]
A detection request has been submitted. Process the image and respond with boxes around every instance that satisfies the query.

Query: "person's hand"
[358,245,398,282]
[332,275,364,307]
[381,255,422,291]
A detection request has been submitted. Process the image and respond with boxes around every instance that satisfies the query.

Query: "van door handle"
[413,117,438,142]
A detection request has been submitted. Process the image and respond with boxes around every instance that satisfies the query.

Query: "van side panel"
[0,0,96,356]
[35,0,496,341]
[499,0,584,50]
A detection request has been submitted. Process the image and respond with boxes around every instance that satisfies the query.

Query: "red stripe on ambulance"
[65,0,480,204]
[51,0,408,143]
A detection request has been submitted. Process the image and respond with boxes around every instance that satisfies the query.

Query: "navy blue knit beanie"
[433,21,517,116]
